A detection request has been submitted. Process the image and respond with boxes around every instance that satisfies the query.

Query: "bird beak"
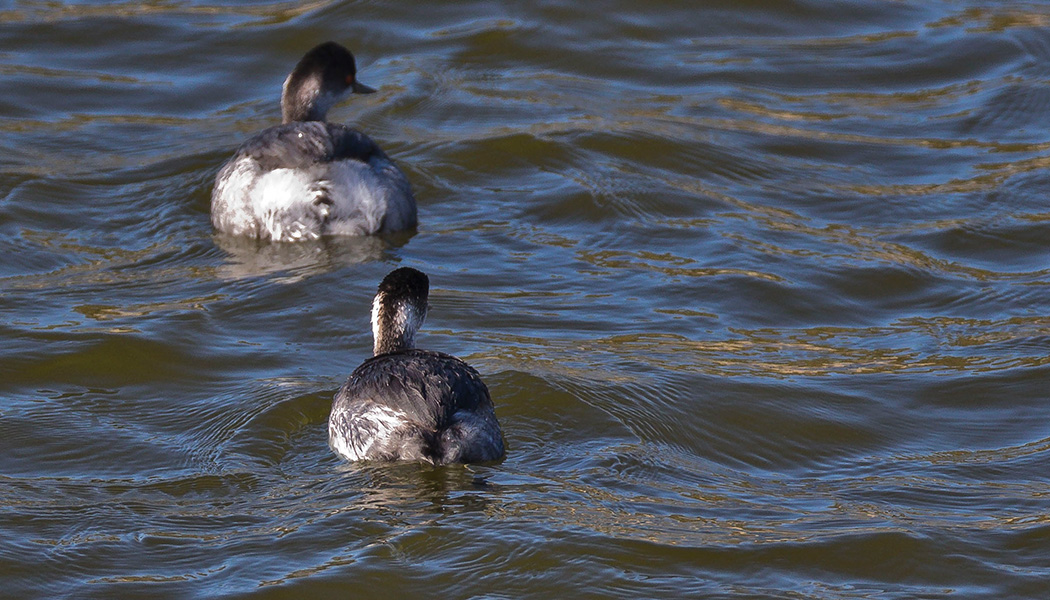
[351,80,376,94]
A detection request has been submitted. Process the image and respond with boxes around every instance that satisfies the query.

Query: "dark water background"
[3,1,1050,598]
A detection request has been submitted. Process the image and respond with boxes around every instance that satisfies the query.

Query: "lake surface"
[2,1,1050,598]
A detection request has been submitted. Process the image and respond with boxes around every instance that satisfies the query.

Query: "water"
[2,0,1050,597]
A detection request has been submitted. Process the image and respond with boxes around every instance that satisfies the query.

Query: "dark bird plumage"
[211,42,416,242]
[328,268,505,464]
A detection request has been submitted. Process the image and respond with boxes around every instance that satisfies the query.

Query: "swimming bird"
[211,42,416,242]
[328,267,505,464]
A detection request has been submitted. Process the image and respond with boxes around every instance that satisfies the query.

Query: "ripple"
[3,0,1050,598]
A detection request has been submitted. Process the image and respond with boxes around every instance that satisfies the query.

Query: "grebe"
[328,267,505,464]
[211,42,416,242]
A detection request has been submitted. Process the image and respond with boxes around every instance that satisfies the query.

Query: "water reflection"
[212,231,411,282]
[346,462,499,516]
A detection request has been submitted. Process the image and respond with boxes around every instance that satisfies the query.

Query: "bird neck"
[373,327,414,356]
[281,75,333,123]
[371,296,421,356]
